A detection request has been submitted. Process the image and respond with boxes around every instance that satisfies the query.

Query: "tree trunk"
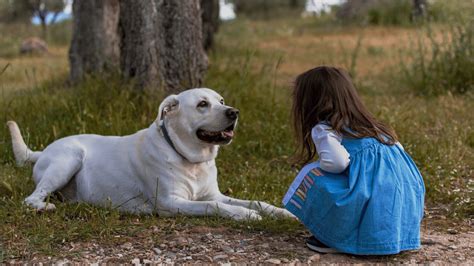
[200,0,220,51]
[289,0,298,9]
[412,0,427,19]
[120,0,208,92]
[40,17,47,40]
[69,0,120,83]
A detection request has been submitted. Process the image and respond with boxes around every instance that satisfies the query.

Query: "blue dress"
[283,136,425,255]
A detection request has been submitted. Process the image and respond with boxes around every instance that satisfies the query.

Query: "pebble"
[447,229,458,235]
[213,254,229,261]
[176,237,188,246]
[166,252,177,259]
[131,258,140,265]
[153,248,162,255]
[421,238,438,245]
[308,254,321,262]
[221,246,234,253]
[265,258,281,264]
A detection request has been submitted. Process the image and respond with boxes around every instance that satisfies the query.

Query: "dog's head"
[156,88,239,162]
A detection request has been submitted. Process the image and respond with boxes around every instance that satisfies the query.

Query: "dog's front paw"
[247,209,263,221]
[272,207,297,219]
[277,209,298,220]
[233,209,262,221]
[24,197,56,211]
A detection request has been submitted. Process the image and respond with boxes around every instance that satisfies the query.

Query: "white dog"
[8,88,292,220]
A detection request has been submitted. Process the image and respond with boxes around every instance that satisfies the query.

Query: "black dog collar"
[160,122,187,161]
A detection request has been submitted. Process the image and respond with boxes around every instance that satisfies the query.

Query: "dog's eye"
[220,99,225,105]
[197,101,208,108]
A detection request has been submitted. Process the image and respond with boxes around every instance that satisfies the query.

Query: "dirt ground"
[7,219,473,265]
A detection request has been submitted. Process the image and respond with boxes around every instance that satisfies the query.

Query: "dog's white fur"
[8,88,292,220]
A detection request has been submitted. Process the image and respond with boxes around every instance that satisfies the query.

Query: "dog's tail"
[7,121,42,166]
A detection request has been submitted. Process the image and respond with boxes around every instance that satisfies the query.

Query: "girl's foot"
[306,236,339,253]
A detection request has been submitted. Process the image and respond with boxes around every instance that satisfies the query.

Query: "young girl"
[283,66,425,255]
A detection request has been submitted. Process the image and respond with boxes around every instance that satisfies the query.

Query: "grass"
[402,20,473,95]
[336,0,471,26]
[1,13,473,260]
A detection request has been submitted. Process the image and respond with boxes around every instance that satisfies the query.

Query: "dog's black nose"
[226,108,240,120]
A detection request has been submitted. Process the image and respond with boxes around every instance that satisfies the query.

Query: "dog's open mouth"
[196,123,235,144]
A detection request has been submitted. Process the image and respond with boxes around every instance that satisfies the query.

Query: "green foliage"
[366,0,413,26]
[336,0,461,26]
[231,0,306,19]
[402,21,474,96]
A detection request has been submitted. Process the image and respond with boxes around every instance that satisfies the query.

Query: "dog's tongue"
[222,130,234,138]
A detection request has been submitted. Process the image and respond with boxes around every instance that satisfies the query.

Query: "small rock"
[421,238,438,245]
[221,245,234,253]
[176,237,188,246]
[20,37,48,54]
[308,254,321,262]
[447,228,458,235]
[153,248,162,255]
[449,245,458,250]
[213,254,229,261]
[131,258,140,265]
[265,258,281,264]
[166,252,177,258]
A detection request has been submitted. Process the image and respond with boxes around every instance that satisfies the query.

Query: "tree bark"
[412,0,427,19]
[69,0,120,83]
[289,0,298,9]
[120,0,208,92]
[200,0,220,51]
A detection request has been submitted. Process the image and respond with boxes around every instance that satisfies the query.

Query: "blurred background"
[0,0,473,260]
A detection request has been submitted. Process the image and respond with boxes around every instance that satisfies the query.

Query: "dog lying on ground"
[8,88,292,220]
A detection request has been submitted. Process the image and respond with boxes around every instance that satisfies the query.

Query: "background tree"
[28,0,66,38]
[119,0,208,92]
[232,0,305,19]
[201,0,220,51]
[412,0,427,19]
[336,0,424,26]
[0,0,65,38]
[0,0,33,24]
[69,0,120,83]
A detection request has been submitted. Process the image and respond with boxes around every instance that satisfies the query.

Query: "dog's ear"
[157,94,179,121]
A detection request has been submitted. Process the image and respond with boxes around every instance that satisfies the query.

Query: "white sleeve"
[311,124,350,174]
[396,142,404,151]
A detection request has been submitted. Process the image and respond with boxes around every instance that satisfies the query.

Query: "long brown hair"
[292,66,398,165]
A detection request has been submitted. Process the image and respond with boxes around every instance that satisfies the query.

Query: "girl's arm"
[312,124,350,174]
